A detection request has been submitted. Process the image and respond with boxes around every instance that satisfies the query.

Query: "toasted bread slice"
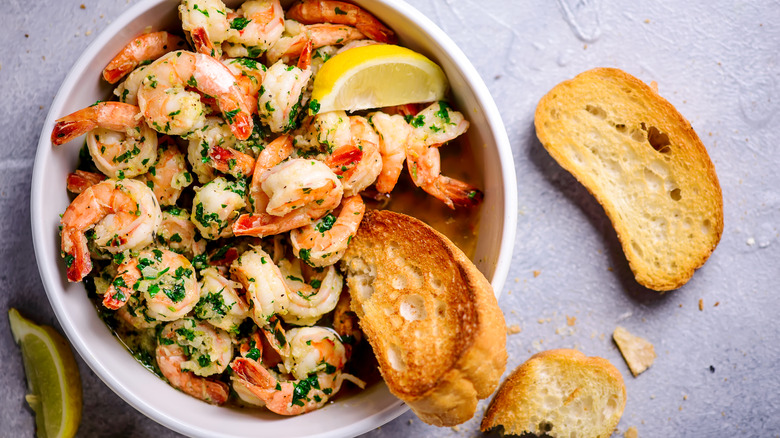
[341,210,506,426]
[481,349,626,438]
[535,68,723,291]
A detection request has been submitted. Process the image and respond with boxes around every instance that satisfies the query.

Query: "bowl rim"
[30,0,517,436]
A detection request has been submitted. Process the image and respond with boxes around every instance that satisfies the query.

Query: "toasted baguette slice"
[481,349,626,438]
[341,210,506,426]
[535,68,723,291]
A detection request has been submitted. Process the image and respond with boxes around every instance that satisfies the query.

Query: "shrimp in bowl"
[47,0,488,420]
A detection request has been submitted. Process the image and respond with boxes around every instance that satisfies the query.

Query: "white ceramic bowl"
[31,0,517,436]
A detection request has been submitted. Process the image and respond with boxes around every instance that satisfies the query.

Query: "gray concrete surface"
[2,0,779,437]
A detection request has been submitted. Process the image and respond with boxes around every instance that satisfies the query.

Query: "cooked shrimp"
[191,176,247,239]
[60,179,161,282]
[194,267,250,333]
[368,111,409,193]
[179,0,232,57]
[137,137,193,205]
[102,31,186,84]
[103,249,200,322]
[156,318,232,404]
[290,195,364,267]
[324,116,382,197]
[66,170,106,194]
[222,57,267,114]
[266,22,366,64]
[286,0,396,44]
[156,207,206,258]
[230,246,291,326]
[277,258,343,325]
[257,41,313,133]
[410,100,469,148]
[230,326,364,415]
[233,158,343,237]
[247,134,294,213]
[137,50,252,139]
[222,0,285,58]
[404,102,482,208]
[406,144,482,209]
[51,102,158,179]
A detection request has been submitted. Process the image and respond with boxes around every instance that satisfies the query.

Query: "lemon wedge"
[9,308,82,438]
[311,44,448,114]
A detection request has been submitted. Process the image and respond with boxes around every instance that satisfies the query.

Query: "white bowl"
[30,0,517,436]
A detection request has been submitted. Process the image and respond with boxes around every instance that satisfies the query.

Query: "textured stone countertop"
[1,0,778,437]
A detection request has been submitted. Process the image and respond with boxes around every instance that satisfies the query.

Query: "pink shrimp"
[102,31,186,84]
[324,116,382,197]
[221,0,286,58]
[51,102,144,146]
[157,319,232,405]
[60,179,161,282]
[368,111,410,193]
[406,144,483,209]
[286,0,396,44]
[290,195,365,267]
[266,23,366,64]
[247,134,294,212]
[137,51,253,140]
[230,326,364,416]
[232,158,343,237]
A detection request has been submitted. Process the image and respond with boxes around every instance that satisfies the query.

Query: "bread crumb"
[643,18,651,23]
[679,304,683,308]
[683,395,688,400]
[699,299,704,311]
[80,4,86,9]
[533,270,541,278]
[747,237,756,246]
[85,30,92,36]
[625,426,639,438]
[613,326,656,377]
[714,301,720,307]
[679,405,683,411]
[506,324,522,335]
[408,419,413,425]
[607,266,613,272]
[538,318,546,324]
[451,425,460,432]
[514,278,519,283]
[567,315,576,326]
[650,81,659,93]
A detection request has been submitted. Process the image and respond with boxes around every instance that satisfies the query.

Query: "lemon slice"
[311,44,448,114]
[9,308,82,438]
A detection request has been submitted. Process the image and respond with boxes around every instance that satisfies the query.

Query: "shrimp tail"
[62,229,92,282]
[51,118,98,145]
[426,175,483,209]
[102,31,186,84]
[209,145,257,178]
[67,170,106,194]
[230,357,276,395]
[191,27,217,57]
[298,38,313,70]
[326,145,363,175]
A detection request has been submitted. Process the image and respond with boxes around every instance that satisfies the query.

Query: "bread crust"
[481,349,626,438]
[341,210,506,426]
[535,68,724,291]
